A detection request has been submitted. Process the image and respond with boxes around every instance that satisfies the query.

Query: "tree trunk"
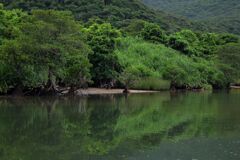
[12,85,23,96]
[123,86,130,94]
[45,68,58,95]
[68,85,76,96]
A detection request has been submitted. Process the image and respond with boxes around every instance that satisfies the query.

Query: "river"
[0,90,240,160]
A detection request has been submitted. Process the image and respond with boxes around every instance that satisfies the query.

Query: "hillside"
[0,0,207,32]
[1,0,240,95]
[142,0,240,35]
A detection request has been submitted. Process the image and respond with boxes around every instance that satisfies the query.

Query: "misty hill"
[142,0,240,34]
[0,0,206,32]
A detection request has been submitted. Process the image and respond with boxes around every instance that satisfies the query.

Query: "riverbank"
[1,86,238,97]
[230,86,240,89]
[76,88,159,95]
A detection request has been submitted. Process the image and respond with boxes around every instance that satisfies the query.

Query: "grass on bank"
[115,37,221,89]
[132,78,170,91]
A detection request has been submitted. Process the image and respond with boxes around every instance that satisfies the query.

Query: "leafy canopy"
[0,9,91,93]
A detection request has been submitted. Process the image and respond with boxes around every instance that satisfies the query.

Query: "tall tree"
[0,9,92,95]
[83,23,121,87]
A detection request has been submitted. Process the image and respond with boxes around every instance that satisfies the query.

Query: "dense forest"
[142,0,240,35]
[0,0,240,95]
[0,0,204,32]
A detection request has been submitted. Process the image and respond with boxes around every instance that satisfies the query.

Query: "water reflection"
[0,91,240,159]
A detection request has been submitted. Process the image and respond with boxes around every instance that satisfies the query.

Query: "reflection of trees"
[89,103,120,140]
[0,98,63,159]
[0,92,240,159]
[78,98,87,113]
[85,95,121,155]
[114,92,240,149]
[0,96,121,159]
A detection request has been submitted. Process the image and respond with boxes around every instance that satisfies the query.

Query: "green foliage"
[162,65,189,88]
[115,37,164,78]
[0,0,202,32]
[83,22,121,86]
[123,19,146,36]
[168,29,201,56]
[118,66,141,90]
[143,0,240,35]
[217,43,240,85]
[0,59,9,93]
[141,22,167,43]
[132,78,170,90]
[0,9,91,93]
[0,2,240,94]
[218,34,239,44]
[168,30,239,57]
[115,37,221,89]
[0,8,38,92]
[0,6,27,44]
[0,39,45,92]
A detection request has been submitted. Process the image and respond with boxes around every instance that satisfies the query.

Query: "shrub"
[217,43,240,86]
[115,37,221,89]
[141,22,167,44]
[132,78,170,90]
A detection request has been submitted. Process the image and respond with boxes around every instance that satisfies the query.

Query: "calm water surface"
[0,91,240,160]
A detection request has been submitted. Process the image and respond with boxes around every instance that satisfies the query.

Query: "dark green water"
[0,91,240,160]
